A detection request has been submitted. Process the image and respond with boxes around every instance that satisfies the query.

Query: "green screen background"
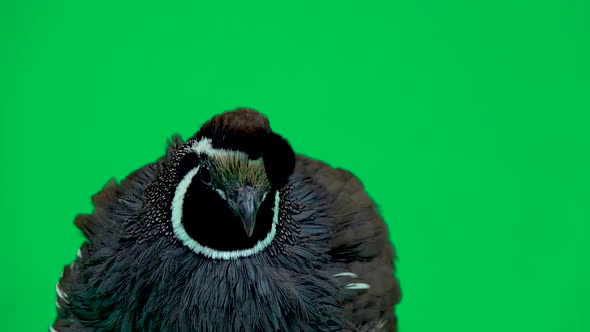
[1,1,589,331]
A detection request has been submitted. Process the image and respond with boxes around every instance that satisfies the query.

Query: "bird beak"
[230,186,264,237]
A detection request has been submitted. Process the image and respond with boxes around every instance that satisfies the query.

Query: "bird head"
[165,108,295,259]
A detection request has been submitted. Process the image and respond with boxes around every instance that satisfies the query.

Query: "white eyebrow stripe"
[345,283,371,290]
[190,138,250,159]
[333,272,358,278]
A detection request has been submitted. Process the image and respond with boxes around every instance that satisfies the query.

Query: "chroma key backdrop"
[1,1,589,331]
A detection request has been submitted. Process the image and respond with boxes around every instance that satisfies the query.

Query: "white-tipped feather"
[56,284,69,302]
[345,283,371,290]
[49,326,59,332]
[333,272,359,278]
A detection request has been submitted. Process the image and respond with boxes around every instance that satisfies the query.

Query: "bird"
[52,108,401,332]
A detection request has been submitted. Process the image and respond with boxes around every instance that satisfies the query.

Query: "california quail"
[53,108,401,331]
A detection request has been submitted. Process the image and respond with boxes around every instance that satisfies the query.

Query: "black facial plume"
[263,132,295,189]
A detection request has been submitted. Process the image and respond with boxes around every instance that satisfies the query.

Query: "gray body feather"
[54,153,400,331]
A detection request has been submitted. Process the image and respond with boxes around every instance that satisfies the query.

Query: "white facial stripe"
[190,138,250,159]
[171,166,280,260]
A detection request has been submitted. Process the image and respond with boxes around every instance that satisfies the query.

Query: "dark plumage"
[53,108,401,332]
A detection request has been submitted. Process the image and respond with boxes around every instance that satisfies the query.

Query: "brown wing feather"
[296,155,401,331]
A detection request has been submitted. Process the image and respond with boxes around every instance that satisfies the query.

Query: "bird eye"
[200,164,212,185]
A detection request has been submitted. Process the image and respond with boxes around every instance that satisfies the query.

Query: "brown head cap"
[191,108,295,188]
